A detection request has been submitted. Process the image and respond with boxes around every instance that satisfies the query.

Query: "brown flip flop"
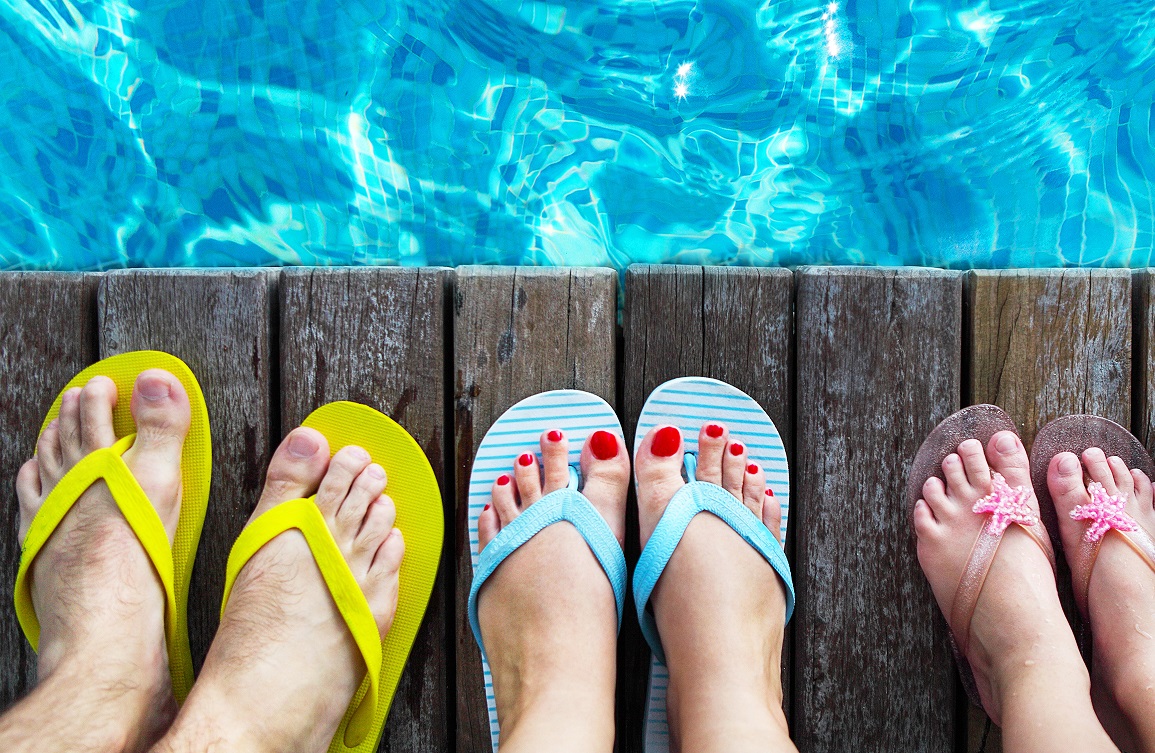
[1029,415,1155,620]
[907,404,1056,710]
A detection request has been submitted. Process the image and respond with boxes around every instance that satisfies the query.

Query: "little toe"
[351,495,396,574]
[695,423,728,485]
[912,498,940,537]
[741,462,765,519]
[721,440,747,499]
[16,459,41,541]
[78,376,118,454]
[942,453,970,496]
[478,503,500,550]
[335,463,387,541]
[253,428,330,515]
[367,529,405,634]
[1107,456,1135,500]
[315,445,372,517]
[986,431,1031,490]
[1135,469,1154,511]
[540,430,571,493]
[1081,447,1117,495]
[491,474,519,525]
[57,388,82,466]
[514,451,543,505]
[36,419,63,485]
[761,488,783,542]
[957,438,992,492]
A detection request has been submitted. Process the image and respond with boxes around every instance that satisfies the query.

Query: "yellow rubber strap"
[221,498,382,748]
[14,435,178,651]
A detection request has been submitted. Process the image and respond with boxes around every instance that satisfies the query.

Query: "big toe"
[1048,452,1091,549]
[635,425,686,547]
[123,369,193,537]
[254,427,331,516]
[579,430,630,546]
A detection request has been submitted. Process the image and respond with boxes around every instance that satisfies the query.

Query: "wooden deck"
[0,265,1141,753]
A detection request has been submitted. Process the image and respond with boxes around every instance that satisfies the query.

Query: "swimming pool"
[1,0,1152,270]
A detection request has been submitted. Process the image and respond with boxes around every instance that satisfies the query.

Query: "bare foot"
[476,429,629,753]
[1048,447,1155,753]
[634,423,795,753]
[9,370,191,752]
[153,427,404,753]
[913,431,1115,752]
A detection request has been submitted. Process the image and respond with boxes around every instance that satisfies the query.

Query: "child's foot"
[153,427,405,753]
[12,371,192,751]
[476,429,629,753]
[1048,447,1155,752]
[913,431,1115,751]
[634,423,795,753]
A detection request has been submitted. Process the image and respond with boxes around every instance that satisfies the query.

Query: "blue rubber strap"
[468,487,627,660]
[632,481,795,665]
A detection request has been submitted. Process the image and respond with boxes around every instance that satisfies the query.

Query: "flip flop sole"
[633,376,789,753]
[467,390,623,752]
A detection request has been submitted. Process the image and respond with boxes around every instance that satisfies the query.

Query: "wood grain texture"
[793,267,961,753]
[453,267,617,753]
[0,273,98,710]
[620,264,794,752]
[99,269,275,670]
[966,268,1132,753]
[279,267,452,753]
[1132,270,1155,453]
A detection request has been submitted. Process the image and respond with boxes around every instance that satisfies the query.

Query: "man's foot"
[153,427,405,753]
[913,431,1115,752]
[633,423,795,753]
[476,429,629,753]
[7,370,191,752]
[1048,447,1155,753]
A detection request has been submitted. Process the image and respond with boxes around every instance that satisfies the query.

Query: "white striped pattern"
[468,390,623,752]
[632,377,790,753]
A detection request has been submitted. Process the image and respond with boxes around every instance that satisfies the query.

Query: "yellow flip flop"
[219,401,444,752]
[13,350,212,702]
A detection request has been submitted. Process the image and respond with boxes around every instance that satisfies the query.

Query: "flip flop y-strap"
[949,473,1056,656]
[1067,481,1155,617]
[221,498,383,749]
[468,481,627,659]
[15,434,178,651]
[633,477,795,666]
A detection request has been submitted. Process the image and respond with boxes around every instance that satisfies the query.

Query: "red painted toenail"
[483,503,490,511]
[729,442,744,456]
[547,430,563,442]
[705,424,724,438]
[747,463,758,474]
[651,426,682,457]
[496,475,510,486]
[590,430,618,459]
[518,453,534,466]
[765,488,774,497]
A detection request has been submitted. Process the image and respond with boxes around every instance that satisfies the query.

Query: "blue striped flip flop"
[467,390,628,751]
[632,376,794,753]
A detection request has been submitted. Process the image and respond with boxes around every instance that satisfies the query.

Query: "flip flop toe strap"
[633,481,795,666]
[15,434,178,652]
[221,498,383,749]
[1068,482,1155,617]
[468,488,627,659]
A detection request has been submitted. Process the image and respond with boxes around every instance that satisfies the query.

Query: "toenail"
[1059,454,1080,475]
[995,433,1017,455]
[349,447,370,462]
[518,453,534,467]
[483,503,490,511]
[496,474,510,486]
[705,424,724,438]
[747,463,759,474]
[547,430,563,442]
[651,426,681,457]
[288,431,320,458]
[367,464,385,480]
[765,488,774,497]
[729,442,744,456]
[590,430,618,460]
[139,376,170,401]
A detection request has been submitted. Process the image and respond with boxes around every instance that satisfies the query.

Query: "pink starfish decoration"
[1070,482,1137,543]
[972,472,1037,535]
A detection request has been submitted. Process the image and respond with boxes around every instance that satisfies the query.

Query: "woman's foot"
[912,431,1115,752]
[153,427,405,753]
[6,371,191,752]
[476,429,629,753]
[1048,447,1155,753]
[634,423,795,753]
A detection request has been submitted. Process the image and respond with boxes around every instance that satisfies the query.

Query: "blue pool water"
[2,0,1154,270]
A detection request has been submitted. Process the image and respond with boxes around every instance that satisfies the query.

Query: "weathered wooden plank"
[966,268,1131,753]
[1133,270,1155,453]
[620,264,794,752]
[793,267,961,752]
[279,267,451,753]
[98,270,275,671]
[454,267,617,752]
[0,273,98,709]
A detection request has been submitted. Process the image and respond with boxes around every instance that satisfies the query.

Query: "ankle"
[498,686,615,752]
[667,683,790,752]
